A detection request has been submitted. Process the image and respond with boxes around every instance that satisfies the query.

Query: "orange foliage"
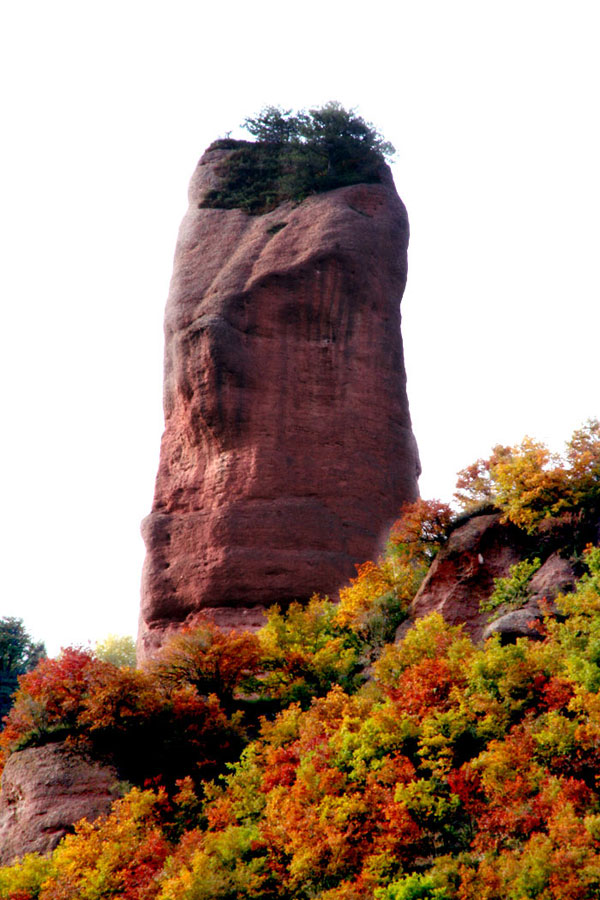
[336,559,407,630]
[39,789,170,900]
[392,657,466,719]
[151,618,262,706]
[0,647,105,752]
[336,500,453,641]
[389,498,453,563]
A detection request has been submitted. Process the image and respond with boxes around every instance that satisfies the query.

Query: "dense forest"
[0,420,599,899]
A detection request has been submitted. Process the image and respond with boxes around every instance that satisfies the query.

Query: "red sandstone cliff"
[139,147,420,658]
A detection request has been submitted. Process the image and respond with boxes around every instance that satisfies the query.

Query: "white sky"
[1,1,598,656]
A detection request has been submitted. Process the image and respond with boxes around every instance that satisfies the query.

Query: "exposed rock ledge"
[0,742,119,865]
[397,513,577,644]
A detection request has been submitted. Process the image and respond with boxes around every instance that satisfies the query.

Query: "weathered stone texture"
[398,513,577,644]
[139,148,420,658]
[0,743,119,864]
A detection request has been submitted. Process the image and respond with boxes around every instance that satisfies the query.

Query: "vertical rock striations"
[139,145,420,658]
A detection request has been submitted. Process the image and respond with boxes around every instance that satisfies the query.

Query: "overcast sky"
[1,1,598,655]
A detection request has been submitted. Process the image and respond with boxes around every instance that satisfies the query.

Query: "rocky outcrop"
[0,742,119,864]
[481,552,576,641]
[398,513,576,644]
[139,147,420,658]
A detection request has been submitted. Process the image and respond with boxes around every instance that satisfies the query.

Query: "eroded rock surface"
[398,513,577,644]
[139,148,420,658]
[0,742,119,864]
[398,514,526,643]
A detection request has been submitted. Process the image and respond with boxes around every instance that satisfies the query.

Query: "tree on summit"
[242,105,300,143]
[295,101,395,176]
[244,101,396,196]
[203,102,396,213]
[243,102,395,167]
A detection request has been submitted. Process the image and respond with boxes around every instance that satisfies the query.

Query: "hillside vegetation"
[0,420,599,900]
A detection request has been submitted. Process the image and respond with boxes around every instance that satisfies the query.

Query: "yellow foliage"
[38,788,168,900]
[455,420,600,533]
[0,852,54,899]
[491,437,569,532]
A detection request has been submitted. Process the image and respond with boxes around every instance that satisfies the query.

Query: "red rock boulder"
[0,742,119,864]
[139,147,420,659]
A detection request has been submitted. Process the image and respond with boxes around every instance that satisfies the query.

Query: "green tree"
[242,105,300,143]
[203,103,396,214]
[480,557,542,616]
[296,101,395,179]
[0,618,45,722]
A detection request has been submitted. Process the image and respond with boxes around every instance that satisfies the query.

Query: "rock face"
[0,742,119,864]
[139,147,420,659]
[399,513,576,644]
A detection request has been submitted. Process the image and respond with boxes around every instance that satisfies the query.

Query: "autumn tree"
[150,620,262,711]
[334,500,453,657]
[388,499,453,565]
[258,596,362,707]
[565,418,600,505]
[0,646,100,750]
[455,420,600,534]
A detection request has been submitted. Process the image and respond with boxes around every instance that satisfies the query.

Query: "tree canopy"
[242,102,395,161]
[202,102,396,214]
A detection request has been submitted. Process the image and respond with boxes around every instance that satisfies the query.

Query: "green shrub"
[481,557,541,616]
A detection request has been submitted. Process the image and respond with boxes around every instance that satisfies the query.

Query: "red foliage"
[447,764,484,812]
[387,657,465,719]
[472,725,592,855]
[205,797,235,831]
[541,676,575,711]
[0,647,103,752]
[117,829,170,900]
[364,756,423,860]
[262,745,300,792]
